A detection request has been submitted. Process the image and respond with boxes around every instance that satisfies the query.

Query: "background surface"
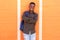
[43,0,60,40]
[21,0,39,40]
[0,0,17,40]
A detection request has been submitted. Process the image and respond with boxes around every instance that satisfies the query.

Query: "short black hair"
[30,2,35,5]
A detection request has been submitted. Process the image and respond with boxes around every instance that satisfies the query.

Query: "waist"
[23,30,36,34]
[23,32,36,35]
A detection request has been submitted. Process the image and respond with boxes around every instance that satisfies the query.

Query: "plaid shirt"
[22,11,38,34]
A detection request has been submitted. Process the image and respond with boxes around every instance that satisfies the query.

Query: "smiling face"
[29,4,35,11]
[29,2,35,13]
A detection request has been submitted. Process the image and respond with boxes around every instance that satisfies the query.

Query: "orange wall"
[0,0,17,40]
[43,0,60,40]
[20,0,39,40]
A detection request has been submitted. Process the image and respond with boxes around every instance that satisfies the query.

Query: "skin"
[29,4,35,13]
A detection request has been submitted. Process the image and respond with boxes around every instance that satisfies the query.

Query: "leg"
[31,33,36,40]
[23,33,29,40]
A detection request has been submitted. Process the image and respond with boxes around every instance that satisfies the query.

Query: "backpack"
[20,20,24,31]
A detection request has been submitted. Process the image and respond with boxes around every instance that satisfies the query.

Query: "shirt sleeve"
[28,14,38,24]
[22,12,31,22]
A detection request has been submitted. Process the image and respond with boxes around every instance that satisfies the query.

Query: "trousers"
[23,33,36,40]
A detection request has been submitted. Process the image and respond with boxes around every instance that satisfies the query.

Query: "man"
[22,2,38,40]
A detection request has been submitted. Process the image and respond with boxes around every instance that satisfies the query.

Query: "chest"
[28,13,35,18]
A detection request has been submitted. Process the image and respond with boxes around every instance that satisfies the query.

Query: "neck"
[29,10,34,14]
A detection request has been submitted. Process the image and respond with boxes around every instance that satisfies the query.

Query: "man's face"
[29,4,35,11]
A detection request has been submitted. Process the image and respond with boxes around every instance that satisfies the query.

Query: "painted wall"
[43,0,60,40]
[0,0,17,40]
[21,0,39,40]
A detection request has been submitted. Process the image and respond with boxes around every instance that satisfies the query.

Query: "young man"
[22,2,38,40]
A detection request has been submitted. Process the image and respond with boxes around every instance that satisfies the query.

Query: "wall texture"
[43,0,60,40]
[0,0,17,40]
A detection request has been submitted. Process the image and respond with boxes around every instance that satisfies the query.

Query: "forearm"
[28,15,38,24]
[28,19,36,23]
[22,15,31,22]
[22,16,29,21]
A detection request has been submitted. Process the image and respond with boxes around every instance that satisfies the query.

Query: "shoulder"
[24,11,29,14]
[23,11,29,15]
[23,11,29,16]
[34,12,38,17]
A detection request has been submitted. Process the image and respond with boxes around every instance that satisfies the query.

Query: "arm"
[22,12,31,22]
[28,14,38,24]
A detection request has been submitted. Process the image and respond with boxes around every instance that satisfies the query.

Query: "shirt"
[22,11,38,34]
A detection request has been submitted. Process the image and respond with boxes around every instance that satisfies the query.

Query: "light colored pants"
[23,33,36,40]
